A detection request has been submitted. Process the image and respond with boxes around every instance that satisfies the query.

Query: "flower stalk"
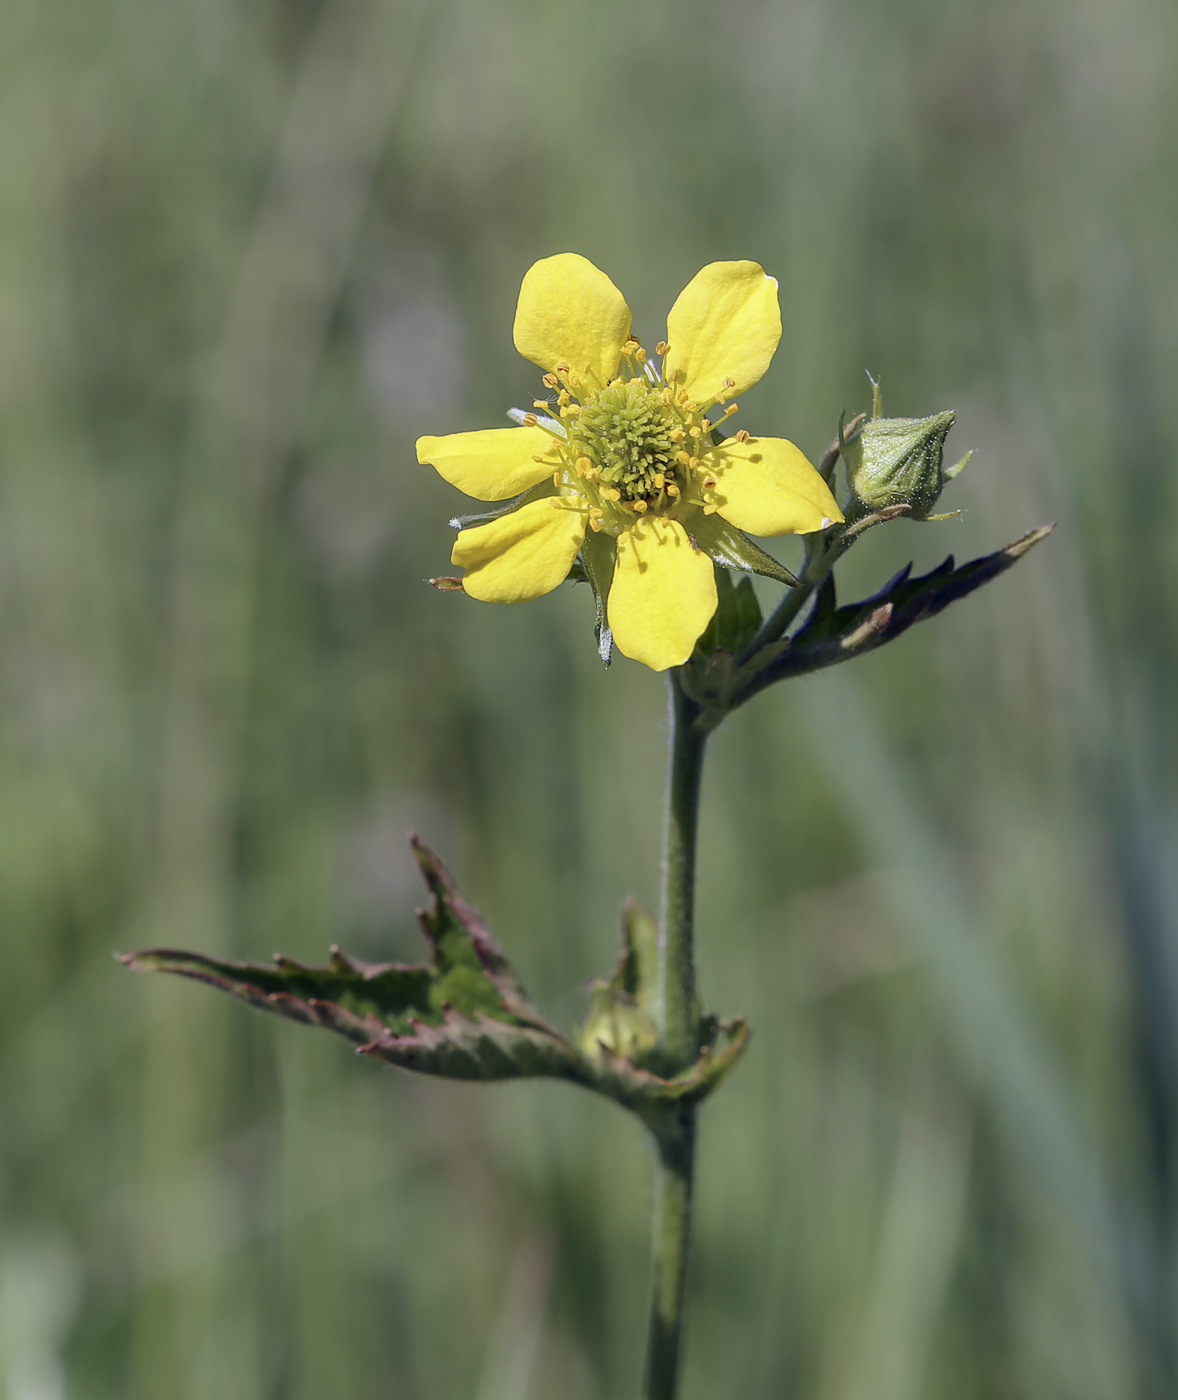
[644,670,708,1400]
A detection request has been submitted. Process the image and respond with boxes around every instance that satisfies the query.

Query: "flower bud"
[845,409,970,520]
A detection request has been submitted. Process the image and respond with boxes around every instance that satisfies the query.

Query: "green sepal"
[693,567,763,660]
[689,512,799,588]
[448,477,557,532]
[579,526,617,666]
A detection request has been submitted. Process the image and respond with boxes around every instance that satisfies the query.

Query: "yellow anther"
[670,369,683,382]
[553,473,562,486]
[735,429,750,443]
[558,390,571,406]
[678,390,689,403]
[656,341,670,356]
[569,373,581,388]
[653,473,665,489]
[565,403,581,415]
[542,373,559,388]
[631,498,648,512]
[689,426,702,438]
[701,419,711,431]
[722,403,739,418]
[589,508,604,519]
[524,412,538,426]
[665,482,680,497]
[589,516,603,532]
[661,388,675,405]
[724,377,736,389]
[676,451,692,466]
[703,477,717,489]
[556,361,571,374]
[671,427,686,442]
[623,338,641,354]
[583,362,592,374]
[532,454,547,463]
[603,487,622,501]
[575,456,593,475]
[702,504,719,515]
[533,400,550,410]
[634,347,647,362]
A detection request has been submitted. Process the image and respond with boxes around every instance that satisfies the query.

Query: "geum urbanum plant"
[125,253,1051,1400]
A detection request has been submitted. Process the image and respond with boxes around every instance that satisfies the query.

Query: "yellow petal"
[663,261,781,402]
[417,426,555,502]
[709,437,844,536]
[512,254,632,385]
[608,517,717,671]
[452,498,586,602]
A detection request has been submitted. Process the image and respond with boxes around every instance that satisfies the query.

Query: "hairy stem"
[643,671,707,1400]
[643,1110,696,1400]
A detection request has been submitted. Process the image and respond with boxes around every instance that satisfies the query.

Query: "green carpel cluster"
[577,379,679,501]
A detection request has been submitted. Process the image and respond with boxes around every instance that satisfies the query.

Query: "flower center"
[523,342,744,536]
[574,379,679,502]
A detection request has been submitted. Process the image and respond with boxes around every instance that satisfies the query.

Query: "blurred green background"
[3,0,1177,1395]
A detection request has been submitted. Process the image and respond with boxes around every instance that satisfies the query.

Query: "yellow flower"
[416,254,843,671]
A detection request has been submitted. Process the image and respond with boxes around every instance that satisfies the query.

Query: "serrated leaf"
[689,512,799,588]
[735,524,1054,705]
[122,845,752,1111]
[123,839,588,1084]
[694,567,763,659]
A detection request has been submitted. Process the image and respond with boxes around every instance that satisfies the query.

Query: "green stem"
[643,1111,696,1400]
[643,671,707,1400]
[657,671,706,1071]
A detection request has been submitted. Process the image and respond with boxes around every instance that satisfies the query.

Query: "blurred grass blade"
[797,670,1121,1280]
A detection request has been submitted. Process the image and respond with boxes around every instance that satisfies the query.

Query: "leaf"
[123,839,589,1085]
[736,524,1054,705]
[579,899,661,1068]
[689,512,799,588]
[121,844,751,1111]
[593,1016,752,1116]
[693,567,763,660]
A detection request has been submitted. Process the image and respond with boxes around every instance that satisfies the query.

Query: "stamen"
[735,429,750,443]
[631,499,648,512]
[524,413,538,426]
[542,373,559,388]
[656,341,670,356]
[533,400,550,410]
[724,377,736,390]
[676,451,692,466]
[589,517,603,531]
